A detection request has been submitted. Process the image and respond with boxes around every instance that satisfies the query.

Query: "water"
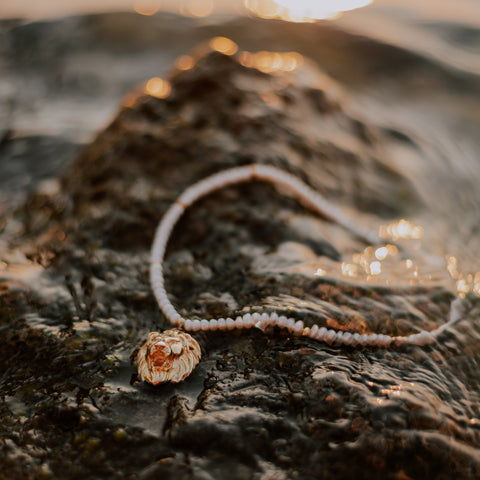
[1,2,480,478]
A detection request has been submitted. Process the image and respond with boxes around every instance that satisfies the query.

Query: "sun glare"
[245,0,373,22]
[133,0,162,16]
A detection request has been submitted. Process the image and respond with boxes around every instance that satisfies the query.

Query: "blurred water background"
[1,0,480,292]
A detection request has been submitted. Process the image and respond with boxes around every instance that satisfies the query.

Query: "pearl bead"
[286,318,295,332]
[277,316,288,328]
[235,316,244,329]
[191,320,201,332]
[242,314,253,328]
[325,329,337,344]
[293,320,304,336]
[209,319,218,331]
[226,318,235,330]
[217,318,226,330]
[352,333,361,346]
[201,319,210,331]
[318,327,327,340]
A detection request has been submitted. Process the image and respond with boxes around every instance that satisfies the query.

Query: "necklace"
[136,164,463,385]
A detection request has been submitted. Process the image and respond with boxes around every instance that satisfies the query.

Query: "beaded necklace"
[136,164,463,385]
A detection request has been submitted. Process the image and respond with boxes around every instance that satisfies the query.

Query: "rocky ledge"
[1,41,480,480]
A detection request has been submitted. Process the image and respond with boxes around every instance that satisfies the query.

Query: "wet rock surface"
[2,14,480,480]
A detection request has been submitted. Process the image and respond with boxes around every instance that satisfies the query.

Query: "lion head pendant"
[136,329,201,385]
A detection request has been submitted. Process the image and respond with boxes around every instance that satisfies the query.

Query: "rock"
[1,27,480,480]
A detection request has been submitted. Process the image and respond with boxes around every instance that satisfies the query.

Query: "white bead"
[368,334,378,346]
[360,334,369,346]
[342,332,352,345]
[242,314,253,328]
[269,312,279,323]
[226,318,235,330]
[294,320,304,336]
[310,324,319,338]
[430,327,441,338]
[217,318,226,330]
[184,319,193,330]
[191,319,201,332]
[209,319,218,331]
[253,312,264,329]
[286,318,295,332]
[417,330,435,345]
[318,327,327,340]
[352,333,361,346]
[325,329,337,344]
[151,274,163,285]
[235,316,244,329]
[200,319,210,331]
[277,316,288,328]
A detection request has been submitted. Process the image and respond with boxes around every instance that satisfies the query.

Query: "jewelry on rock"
[137,164,464,385]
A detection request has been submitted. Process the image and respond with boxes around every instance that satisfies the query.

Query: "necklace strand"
[150,164,462,348]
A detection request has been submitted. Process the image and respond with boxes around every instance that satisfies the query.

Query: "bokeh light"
[379,219,424,241]
[239,51,303,73]
[209,36,239,55]
[145,77,171,98]
[133,0,162,16]
[175,55,195,70]
[183,0,214,17]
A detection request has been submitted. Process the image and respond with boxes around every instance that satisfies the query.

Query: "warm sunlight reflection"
[182,0,214,17]
[445,255,480,297]
[446,255,459,279]
[145,77,171,98]
[175,55,195,70]
[341,262,358,277]
[379,219,424,241]
[369,261,381,276]
[245,0,373,22]
[239,51,303,73]
[133,0,162,16]
[209,37,239,55]
[381,384,402,397]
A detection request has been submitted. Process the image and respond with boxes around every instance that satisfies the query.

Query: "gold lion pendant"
[136,330,201,385]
